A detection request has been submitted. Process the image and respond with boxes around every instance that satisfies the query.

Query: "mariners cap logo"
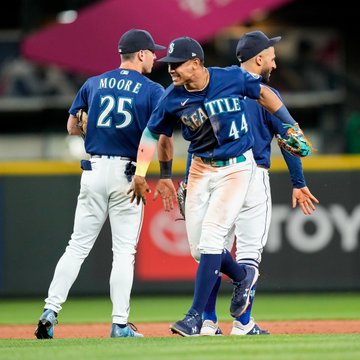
[157,37,204,63]
[168,42,175,54]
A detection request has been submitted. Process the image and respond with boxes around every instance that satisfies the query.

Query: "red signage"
[136,179,197,280]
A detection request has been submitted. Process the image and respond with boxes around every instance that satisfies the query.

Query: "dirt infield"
[1,320,360,339]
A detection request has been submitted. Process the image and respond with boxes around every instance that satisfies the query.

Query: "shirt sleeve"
[147,94,177,138]
[150,83,165,110]
[239,67,262,100]
[69,80,89,115]
[281,147,307,188]
[267,87,306,188]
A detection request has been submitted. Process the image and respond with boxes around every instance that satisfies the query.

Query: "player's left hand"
[292,186,319,215]
[277,124,313,157]
[153,179,177,211]
[76,109,88,139]
[127,175,151,205]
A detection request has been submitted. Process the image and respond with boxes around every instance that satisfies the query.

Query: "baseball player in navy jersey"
[128,36,306,337]
[34,29,168,339]
[199,31,319,336]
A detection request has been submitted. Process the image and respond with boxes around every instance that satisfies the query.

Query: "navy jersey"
[147,66,261,159]
[69,68,164,159]
[246,85,306,188]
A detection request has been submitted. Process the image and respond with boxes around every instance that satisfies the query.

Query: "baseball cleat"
[34,309,58,339]
[110,323,144,338]
[169,310,202,337]
[200,320,223,336]
[230,318,270,335]
[230,265,259,318]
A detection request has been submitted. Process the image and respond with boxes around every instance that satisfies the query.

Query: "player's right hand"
[153,179,177,212]
[127,175,151,205]
[292,186,319,215]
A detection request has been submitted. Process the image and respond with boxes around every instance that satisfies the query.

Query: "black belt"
[91,155,134,161]
[195,154,246,167]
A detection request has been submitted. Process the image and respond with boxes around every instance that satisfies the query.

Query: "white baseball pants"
[225,166,272,264]
[44,156,143,324]
[185,149,255,261]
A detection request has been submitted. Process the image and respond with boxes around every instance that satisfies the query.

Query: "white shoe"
[200,320,223,336]
[230,317,270,335]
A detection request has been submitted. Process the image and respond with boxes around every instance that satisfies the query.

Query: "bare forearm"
[257,86,297,125]
[157,135,173,161]
[135,127,159,177]
[257,85,282,113]
[67,114,81,135]
[157,135,173,179]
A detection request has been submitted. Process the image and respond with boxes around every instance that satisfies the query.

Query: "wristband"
[273,105,296,125]
[159,160,173,179]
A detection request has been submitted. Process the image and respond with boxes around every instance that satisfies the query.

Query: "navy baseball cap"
[158,37,204,63]
[236,31,281,63]
[118,29,166,54]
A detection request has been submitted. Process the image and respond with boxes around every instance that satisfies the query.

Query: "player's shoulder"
[128,70,165,92]
[161,83,180,98]
[153,83,187,110]
[93,68,165,94]
[93,68,119,80]
[209,65,242,73]
[144,77,165,91]
[209,65,258,80]
[84,69,118,86]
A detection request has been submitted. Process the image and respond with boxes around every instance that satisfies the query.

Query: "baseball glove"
[177,180,187,220]
[276,124,313,157]
[76,109,88,139]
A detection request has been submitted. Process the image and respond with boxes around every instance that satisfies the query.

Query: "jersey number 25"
[98,95,133,129]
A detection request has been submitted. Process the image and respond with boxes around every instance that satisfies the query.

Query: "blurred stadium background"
[0,0,359,297]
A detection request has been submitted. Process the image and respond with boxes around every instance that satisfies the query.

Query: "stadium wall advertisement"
[136,172,360,292]
[0,161,359,296]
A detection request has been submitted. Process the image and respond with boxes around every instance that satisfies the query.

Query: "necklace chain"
[185,68,209,92]
[199,68,209,91]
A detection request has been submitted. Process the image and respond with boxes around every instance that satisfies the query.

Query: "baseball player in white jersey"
[34,29,169,339]
[128,36,308,337]
[199,31,319,336]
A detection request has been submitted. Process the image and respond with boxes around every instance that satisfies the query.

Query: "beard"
[260,69,271,84]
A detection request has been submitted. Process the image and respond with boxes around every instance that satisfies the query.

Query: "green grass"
[1,335,360,360]
[0,292,359,324]
[0,293,359,360]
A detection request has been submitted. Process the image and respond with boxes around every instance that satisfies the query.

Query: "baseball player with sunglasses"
[128,36,308,337]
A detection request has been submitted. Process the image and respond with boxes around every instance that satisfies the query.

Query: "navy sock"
[220,249,246,282]
[189,254,222,316]
[203,274,222,322]
[236,282,257,324]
